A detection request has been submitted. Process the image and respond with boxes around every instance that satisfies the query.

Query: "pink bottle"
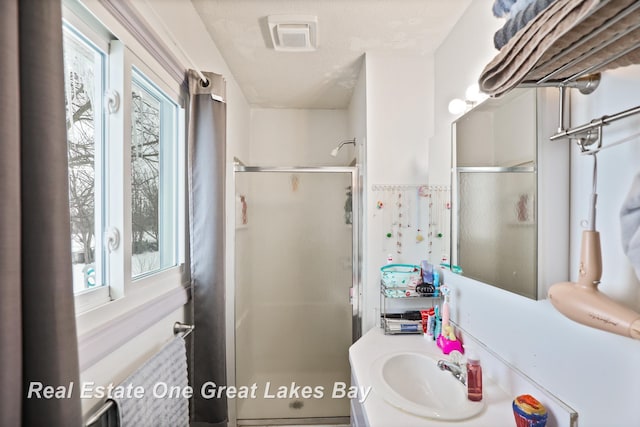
[466,348,483,402]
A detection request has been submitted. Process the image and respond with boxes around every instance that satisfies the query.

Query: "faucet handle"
[449,350,464,365]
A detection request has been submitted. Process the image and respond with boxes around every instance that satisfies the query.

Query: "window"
[62,24,105,294]
[62,13,185,314]
[131,70,179,278]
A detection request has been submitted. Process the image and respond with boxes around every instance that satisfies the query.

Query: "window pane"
[131,72,178,278]
[63,26,104,293]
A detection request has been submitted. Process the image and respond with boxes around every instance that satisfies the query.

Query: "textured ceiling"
[191,0,472,109]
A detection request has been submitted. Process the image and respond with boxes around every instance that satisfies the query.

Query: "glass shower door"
[234,169,355,421]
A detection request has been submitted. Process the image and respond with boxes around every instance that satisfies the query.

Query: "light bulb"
[448,98,467,115]
[465,84,480,102]
[465,83,488,104]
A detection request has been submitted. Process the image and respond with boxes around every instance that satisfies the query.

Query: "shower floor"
[236,369,350,421]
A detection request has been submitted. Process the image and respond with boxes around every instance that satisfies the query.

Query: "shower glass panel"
[458,171,537,299]
[235,170,355,421]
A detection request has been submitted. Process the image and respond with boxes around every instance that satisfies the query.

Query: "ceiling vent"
[267,15,318,52]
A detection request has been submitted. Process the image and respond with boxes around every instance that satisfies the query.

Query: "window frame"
[130,67,181,279]
[63,4,188,322]
[63,16,109,311]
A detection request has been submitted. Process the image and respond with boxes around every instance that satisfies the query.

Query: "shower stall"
[232,165,360,425]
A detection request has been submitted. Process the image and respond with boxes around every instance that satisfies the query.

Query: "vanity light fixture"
[465,83,489,104]
[448,84,489,115]
[448,98,470,115]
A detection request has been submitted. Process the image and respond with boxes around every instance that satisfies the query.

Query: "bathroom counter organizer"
[380,281,442,335]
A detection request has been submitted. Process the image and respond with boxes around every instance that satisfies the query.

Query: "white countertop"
[349,327,516,427]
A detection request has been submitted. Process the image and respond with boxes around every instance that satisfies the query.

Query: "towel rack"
[531,0,640,85]
[547,101,640,156]
[520,0,640,88]
[84,322,194,427]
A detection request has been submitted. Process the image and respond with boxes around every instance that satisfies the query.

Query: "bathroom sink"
[370,352,485,421]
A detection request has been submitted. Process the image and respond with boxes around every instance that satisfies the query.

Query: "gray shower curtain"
[0,0,82,426]
[187,70,228,427]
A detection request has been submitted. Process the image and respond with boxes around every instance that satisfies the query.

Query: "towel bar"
[84,322,194,426]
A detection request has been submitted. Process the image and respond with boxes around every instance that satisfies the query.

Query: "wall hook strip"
[371,184,450,192]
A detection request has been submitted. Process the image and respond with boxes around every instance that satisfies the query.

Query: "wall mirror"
[450,88,569,300]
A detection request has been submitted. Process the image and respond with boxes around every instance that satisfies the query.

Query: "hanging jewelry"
[378,189,391,254]
[405,189,411,229]
[415,187,424,243]
[435,188,443,239]
[384,188,393,239]
[427,190,434,256]
[442,188,451,263]
[396,191,403,254]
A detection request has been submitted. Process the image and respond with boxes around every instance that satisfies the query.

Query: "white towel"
[111,337,189,427]
[621,172,640,281]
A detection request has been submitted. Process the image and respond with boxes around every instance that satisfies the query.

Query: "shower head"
[330,138,356,157]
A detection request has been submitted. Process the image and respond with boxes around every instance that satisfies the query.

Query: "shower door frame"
[229,164,361,426]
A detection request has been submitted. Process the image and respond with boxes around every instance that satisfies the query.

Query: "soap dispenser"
[466,347,483,402]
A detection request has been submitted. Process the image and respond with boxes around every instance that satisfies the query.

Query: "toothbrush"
[441,286,450,330]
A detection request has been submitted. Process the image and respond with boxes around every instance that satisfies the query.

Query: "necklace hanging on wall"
[384,189,393,240]
[427,190,433,256]
[442,189,451,263]
[380,189,392,254]
[396,191,403,254]
[405,189,411,229]
[417,185,430,243]
[435,188,443,239]
[415,187,424,243]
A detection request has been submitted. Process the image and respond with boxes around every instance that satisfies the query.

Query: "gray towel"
[494,0,558,49]
[111,337,189,427]
[621,172,640,281]
[493,0,518,17]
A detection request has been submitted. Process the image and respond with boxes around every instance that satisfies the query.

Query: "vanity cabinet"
[451,88,569,299]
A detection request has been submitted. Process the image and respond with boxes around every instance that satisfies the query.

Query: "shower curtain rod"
[234,165,357,173]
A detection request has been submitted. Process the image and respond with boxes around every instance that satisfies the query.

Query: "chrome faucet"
[437,359,466,385]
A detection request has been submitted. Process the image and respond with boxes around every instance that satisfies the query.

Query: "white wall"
[77,0,252,418]
[249,108,351,165]
[433,1,640,426]
[348,59,368,171]
[430,0,501,185]
[362,52,434,332]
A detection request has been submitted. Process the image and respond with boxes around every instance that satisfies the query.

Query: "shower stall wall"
[233,166,360,424]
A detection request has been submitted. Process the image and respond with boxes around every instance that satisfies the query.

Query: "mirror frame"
[449,88,571,300]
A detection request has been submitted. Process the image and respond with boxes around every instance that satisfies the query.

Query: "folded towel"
[493,0,537,19]
[493,0,518,18]
[509,0,539,18]
[494,0,558,49]
[111,337,189,427]
[479,0,640,97]
[621,172,640,281]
